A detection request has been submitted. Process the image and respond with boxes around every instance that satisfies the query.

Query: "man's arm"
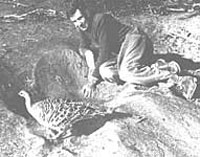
[80,48,95,69]
[79,30,100,82]
[79,48,97,81]
[79,48,100,97]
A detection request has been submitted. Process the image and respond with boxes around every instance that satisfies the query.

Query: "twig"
[0,1,28,7]
[1,8,59,22]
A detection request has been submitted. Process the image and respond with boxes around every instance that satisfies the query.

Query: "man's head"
[70,9,89,31]
[67,0,89,31]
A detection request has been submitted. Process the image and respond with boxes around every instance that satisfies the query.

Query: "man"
[67,0,198,99]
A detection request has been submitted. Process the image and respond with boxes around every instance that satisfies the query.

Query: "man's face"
[70,9,88,31]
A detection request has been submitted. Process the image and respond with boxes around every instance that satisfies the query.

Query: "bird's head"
[18,90,29,98]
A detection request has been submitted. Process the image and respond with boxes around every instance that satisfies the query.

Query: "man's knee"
[118,67,131,82]
[118,66,145,85]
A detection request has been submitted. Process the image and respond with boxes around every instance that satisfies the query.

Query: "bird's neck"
[24,95,32,114]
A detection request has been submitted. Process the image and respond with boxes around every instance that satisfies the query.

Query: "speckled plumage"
[18,90,107,140]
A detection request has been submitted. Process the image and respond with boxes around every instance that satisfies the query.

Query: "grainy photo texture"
[0,0,200,156]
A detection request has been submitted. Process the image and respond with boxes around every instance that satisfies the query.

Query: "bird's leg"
[62,146,78,156]
[57,127,73,140]
[44,128,65,152]
[46,128,63,141]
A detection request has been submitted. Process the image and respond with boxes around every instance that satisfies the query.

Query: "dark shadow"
[0,64,31,119]
[61,111,132,138]
[192,85,200,99]
[154,53,200,72]
[1,89,31,119]
[0,62,46,119]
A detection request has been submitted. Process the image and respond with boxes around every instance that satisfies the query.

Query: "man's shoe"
[168,61,181,74]
[155,59,181,74]
[186,69,200,78]
[170,75,197,100]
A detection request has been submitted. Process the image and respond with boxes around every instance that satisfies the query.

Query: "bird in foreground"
[18,90,128,140]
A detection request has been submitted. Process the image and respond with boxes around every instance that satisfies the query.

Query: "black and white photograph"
[1,0,200,156]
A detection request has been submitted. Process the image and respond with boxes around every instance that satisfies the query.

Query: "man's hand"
[82,76,98,98]
[82,82,96,98]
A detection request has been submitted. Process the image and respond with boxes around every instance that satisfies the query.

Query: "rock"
[24,128,46,157]
[43,82,199,157]
[34,48,88,99]
[0,101,49,157]
[70,122,132,157]
[0,104,27,157]
[105,84,200,157]
[46,122,133,157]
[154,15,200,62]
[2,82,200,157]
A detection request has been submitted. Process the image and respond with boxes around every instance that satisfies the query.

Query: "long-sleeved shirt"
[80,13,131,79]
